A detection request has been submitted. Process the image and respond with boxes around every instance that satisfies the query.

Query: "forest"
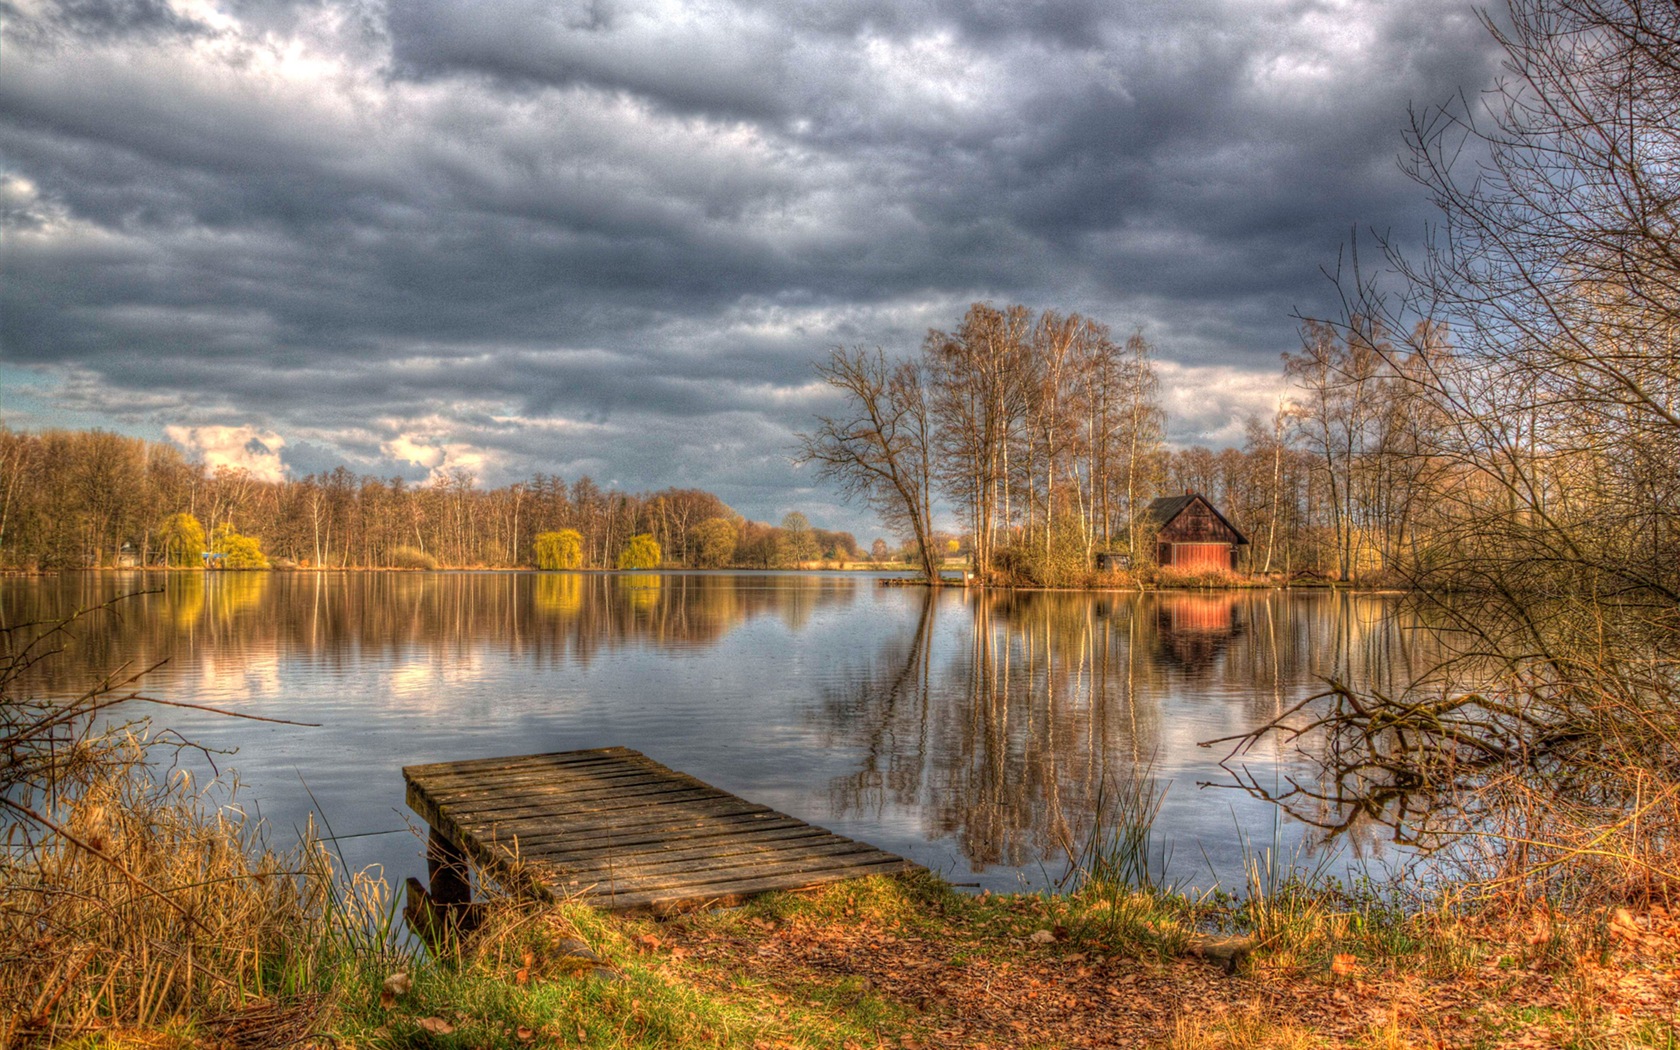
[0,400,1425,581]
[0,430,861,571]
[0,327,1469,582]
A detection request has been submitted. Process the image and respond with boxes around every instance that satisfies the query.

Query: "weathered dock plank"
[403,747,923,915]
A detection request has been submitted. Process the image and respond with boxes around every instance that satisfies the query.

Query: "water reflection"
[0,573,1436,889]
[1154,593,1242,672]
[817,589,1437,881]
[0,572,863,699]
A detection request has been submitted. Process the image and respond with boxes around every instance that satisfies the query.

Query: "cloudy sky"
[0,0,1499,536]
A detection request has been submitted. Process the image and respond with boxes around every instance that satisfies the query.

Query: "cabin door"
[1172,543,1230,571]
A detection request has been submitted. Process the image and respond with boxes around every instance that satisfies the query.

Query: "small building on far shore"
[1145,492,1248,571]
[1094,551,1132,573]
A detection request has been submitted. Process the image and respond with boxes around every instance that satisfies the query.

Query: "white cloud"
[165,424,289,482]
[1156,361,1290,447]
[380,423,495,482]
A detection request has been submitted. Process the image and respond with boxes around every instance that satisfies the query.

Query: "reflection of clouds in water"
[196,651,281,704]
[0,574,1433,894]
[386,650,487,701]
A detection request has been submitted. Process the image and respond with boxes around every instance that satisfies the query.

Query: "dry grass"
[0,734,338,1044]
[1168,1006,1324,1050]
[1150,565,1251,589]
[0,600,383,1046]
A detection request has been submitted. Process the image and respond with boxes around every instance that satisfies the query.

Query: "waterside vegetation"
[4,657,1675,1048]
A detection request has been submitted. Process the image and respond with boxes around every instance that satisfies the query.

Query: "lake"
[0,571,1430,893]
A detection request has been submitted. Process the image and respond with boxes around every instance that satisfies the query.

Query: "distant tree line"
[0,428,861,571]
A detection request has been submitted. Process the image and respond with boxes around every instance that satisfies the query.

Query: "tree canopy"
[616,533,661,570]
[534,529,583,570]
[158,512,205,567]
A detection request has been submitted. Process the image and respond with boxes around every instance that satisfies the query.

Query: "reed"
[0,599,410,1044]
[0,733,343,1043]
[1063,768,1192,952]
[1070,767,1173,894]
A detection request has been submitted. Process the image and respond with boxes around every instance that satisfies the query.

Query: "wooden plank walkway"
[403,746,921,915]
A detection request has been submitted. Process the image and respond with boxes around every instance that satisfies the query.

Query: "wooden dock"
[403,746,921,916]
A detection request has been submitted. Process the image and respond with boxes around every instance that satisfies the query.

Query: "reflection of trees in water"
[821,589,1443,877]
[823,589,1157,875]
[936,592,1136,871]
[0,572,860,695]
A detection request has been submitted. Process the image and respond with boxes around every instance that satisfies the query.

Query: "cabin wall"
[1157,501,1242,545]
[1168,542,1235,571]
[1155,498,1243,571]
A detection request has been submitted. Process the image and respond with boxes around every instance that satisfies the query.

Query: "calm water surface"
[2,572,1430,892]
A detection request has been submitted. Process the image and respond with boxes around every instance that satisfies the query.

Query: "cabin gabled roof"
[1143,493,1249,545]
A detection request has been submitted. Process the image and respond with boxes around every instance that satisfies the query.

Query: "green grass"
[313,896,918,1050]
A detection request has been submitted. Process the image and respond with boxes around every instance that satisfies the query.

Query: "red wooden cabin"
[1145,492,1248,571]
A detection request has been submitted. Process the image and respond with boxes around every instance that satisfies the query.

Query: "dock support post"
[405,825,482,951]
[427,826,472,908]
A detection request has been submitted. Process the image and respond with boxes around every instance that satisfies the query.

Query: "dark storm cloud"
[1,0,208,43]
[0,0,1502,531]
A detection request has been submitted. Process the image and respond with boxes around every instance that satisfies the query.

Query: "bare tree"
[925,304,1035,578]
[1234,0,1680,898]
[1114,331,1165,559]
[798,347,941,582]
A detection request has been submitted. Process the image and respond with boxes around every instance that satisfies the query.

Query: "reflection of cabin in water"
[1145,492,1248,571]
[1154,593,1244,672]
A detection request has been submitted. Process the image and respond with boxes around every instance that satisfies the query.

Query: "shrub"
[533,529,583,570]
[210,523,268,569]
[156,512,206,567]
[994,518,1101,588]
[616,533,661,570]
[388,545,439,570]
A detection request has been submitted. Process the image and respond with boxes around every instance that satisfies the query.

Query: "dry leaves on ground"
[643,902,1680,1048]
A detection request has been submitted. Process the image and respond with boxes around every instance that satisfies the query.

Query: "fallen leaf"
[1610,908,1642,943]
[417,1016,455,1035]
[1331,953,1361,978]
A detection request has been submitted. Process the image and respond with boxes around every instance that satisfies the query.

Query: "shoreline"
[4,564,1408,593]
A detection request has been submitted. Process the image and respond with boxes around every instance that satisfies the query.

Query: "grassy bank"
[6,776,1678,1049]
[4,728,1675,1047]
[306,871,1677,1050]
